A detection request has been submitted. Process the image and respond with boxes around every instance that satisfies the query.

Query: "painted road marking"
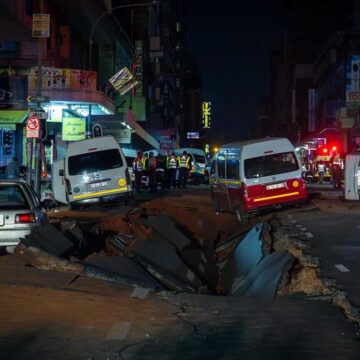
[334,264,350,273]
[291,220,297,223]
[305,232,314,238]
[300,227,307,231]
[287,215,293,219]
[107,321,131,340]
[130,287,151,299]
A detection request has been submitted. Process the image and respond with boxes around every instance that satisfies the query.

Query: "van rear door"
[243,151,306,209]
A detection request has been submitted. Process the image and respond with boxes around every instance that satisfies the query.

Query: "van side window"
[217,152,226,179]
[226,157,239,180]
[210,159,216,175]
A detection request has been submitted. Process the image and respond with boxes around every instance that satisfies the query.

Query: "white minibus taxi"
[52,136,133,208]
[209,137,308,224]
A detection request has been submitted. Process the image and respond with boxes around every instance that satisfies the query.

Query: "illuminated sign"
[187,131,199,139]
[133,40,143,97]
[62,117,86,141]
[204,144,210,154]
[202,101,211,128]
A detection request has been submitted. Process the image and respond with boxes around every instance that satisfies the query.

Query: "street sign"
[26,115,41,139]
[27,95,50,103]
[29,111,47,120]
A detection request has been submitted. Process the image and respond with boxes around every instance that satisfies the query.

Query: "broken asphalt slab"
[219,223,265,293]
[21,223,73,256]
[83,255,164,290]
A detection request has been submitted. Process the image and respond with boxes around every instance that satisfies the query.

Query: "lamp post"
[89,1,159,70]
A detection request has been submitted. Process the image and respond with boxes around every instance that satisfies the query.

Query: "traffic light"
[92,123,103,137]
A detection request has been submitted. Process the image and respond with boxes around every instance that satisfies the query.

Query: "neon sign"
[202,101,211,128]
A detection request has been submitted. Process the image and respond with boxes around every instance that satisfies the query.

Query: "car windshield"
[68,149,123,175]
[244,151,299,179]
[0,184,31,210]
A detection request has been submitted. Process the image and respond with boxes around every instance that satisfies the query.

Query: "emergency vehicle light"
[332,146,337,151]
[322,148,328,154]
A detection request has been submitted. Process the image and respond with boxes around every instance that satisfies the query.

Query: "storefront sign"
[62,117,86,141]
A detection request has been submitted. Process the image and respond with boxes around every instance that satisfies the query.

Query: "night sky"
[183,1,282,144]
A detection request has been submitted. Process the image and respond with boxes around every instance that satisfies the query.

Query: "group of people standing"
[132,149,192,193]
[301,154,344,187]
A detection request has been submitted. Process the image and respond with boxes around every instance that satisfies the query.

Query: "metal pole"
[33,0,44,196]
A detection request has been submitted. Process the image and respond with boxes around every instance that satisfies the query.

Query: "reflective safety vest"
[133,158,143,172]
[168,156,178,169]
[178,155,190,169]
[318,163,325,172]
[142,157,149,171]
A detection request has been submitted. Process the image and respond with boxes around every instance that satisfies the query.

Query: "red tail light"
[15,213,36,224]
[241,182,248,199]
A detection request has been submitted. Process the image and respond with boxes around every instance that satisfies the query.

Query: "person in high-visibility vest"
[166,151,178,188]
[132,149,143,193]
[177,151,191,188]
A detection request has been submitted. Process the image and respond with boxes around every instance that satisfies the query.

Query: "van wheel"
[212,197,221,213]
[235,205,249,226]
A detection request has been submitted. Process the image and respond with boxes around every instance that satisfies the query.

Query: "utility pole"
[30,0,50,195]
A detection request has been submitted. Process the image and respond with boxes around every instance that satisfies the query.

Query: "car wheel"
[235,205,249,226]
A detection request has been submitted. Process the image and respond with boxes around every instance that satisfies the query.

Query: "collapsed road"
[0,188,359,359]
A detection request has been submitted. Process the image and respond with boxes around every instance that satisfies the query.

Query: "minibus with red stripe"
[209,137,308,224]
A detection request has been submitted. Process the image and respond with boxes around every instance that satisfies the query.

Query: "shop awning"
[0,110,28,124]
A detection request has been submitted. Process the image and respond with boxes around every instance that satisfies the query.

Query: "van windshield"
[193,154,206,164]
[68,149,123,175]
[244,151,299,179]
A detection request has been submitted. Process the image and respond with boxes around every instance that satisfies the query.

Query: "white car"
[0,180,48,247]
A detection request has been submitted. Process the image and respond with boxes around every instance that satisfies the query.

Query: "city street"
[0,185,359,359]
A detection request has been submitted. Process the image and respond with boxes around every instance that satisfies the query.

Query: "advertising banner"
[70,69,97,90]
[28,67,96,90]
[62,117,86,141]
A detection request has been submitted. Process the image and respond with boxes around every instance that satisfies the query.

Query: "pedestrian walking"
[6,157,20,180]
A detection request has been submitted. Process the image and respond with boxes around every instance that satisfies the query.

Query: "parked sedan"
[0,180,48,247]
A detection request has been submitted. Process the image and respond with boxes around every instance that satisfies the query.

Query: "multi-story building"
[270,0,353,143]
[1,0,203,176]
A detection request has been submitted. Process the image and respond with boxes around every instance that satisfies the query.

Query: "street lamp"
[89,1,159,70]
